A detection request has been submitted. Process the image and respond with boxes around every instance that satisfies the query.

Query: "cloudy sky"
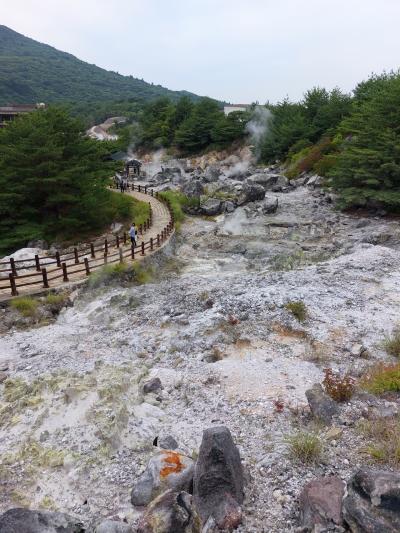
[2,0,400,103]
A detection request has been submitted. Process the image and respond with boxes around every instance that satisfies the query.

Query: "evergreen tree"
[0,107,114,253]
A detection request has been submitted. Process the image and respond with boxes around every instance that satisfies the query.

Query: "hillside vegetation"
[0,25,199,106]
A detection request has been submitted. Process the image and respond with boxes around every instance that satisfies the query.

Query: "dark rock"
[157,435,179,450]
[131,450,194,507]
[236,182,265,206]
[200,198,222,216]
[193,426,244,529]
[223,201,235,213]
[138,490,200,533]
[299,476,345,531]
[343,468,400,532]
[0,508,84,533]
[262,197,279,214]
[204,165,221,182]
[0,371,8,383]
[305,384,339,425]
[143,377,163,394]
[95,520,134,533]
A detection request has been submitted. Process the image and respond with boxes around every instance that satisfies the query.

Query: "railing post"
[123,232,127,245]
[55,251,61,267]
[145,185,147,194]
[157,234,160,247]
[151,189,154,197]
[62,262,69,282]
[42,267,49,288]
[90,243,95,258]
[139,224,143,235]
[141,242,145,256]
[116,235,120,248]
[10,258,17,277]
[84,257,90,276]
[104,239,108,256]
[131,244,135,259]
[9,273,18,296]
[150,237,153,251]
[35,254,41,272]
[138,184,141,193]
[119,248,124,263]
[104,252,108,264]
[74,247,79,264]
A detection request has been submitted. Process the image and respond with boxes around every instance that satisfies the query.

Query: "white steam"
[245,107,272,157]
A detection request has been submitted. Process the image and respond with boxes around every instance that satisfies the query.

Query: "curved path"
[0,187,174,300]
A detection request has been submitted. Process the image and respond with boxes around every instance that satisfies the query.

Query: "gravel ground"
[1,186,400,531]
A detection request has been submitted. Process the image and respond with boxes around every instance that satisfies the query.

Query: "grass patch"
[284,300,307,322]
[158,190,197,230]
[10,296,39,317]
[359,416,400,465]
[270,250,306,271]
[383,327,400,357]
[44,293,68,306]
[286,431,323,463]
[88,262,153,288]
[360,363,400,394]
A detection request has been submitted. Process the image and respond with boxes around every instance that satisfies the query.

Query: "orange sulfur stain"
[159,451,184,478]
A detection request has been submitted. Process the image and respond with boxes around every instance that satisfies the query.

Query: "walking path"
[0,186,174,301]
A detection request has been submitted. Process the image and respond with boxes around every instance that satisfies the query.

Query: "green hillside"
[0,25,199,104]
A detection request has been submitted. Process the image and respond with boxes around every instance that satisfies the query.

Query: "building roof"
[0,104,44,114]
[224,104,249,108]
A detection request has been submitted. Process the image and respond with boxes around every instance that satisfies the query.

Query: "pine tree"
[0,107,114,253]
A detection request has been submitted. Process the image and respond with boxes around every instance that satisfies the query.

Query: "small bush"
[360,363,400,394]
[10,297,39,317]
[359,416,400,465]
[286,431,322,463]
[158,191,197,230]
[270,250,305,271]
[45,293,67,306]
[383,327,400,357]
[88,262,152,288]
[323,368,355,402]
[107,191,150,227]
[285,300,307,322]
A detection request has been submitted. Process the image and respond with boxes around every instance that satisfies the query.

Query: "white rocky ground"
[1,184,400,531]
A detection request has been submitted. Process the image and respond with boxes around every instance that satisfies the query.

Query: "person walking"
[129,222,137,248]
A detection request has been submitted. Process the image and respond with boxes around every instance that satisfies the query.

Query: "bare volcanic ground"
[1,186,400,531]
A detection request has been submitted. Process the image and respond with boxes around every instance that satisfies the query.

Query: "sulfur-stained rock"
[131,450,194,507]
[305,383,339,425]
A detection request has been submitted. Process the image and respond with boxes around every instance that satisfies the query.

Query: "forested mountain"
[0,25,199,104]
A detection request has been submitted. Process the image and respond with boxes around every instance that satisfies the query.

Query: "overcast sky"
[2,0,400,103]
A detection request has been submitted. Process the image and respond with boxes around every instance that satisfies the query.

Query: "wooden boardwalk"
[0,186,174,300]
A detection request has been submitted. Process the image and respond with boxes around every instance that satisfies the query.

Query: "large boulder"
[0,508,84,533]
[181,180,204,198]
[305,384,339,425]
[138,490,200,533]
[204,165,221,182]
[200,198,222,216]
[299,476,345,531]
[343,468,400,532]
[193,426,244,529]
[236,182,265,206]
[307,175,324,188]
[131,450,194,507]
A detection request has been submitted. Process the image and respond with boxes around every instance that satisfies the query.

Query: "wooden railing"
[0,184,174,297]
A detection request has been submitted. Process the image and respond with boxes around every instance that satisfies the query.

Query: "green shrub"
[10,297,39,317]
[107,191,150,227]
[158,190,197,230]
[360,363,400,394]
[285,300,307,322]
[45,293,67,306]
[383,327,400,357]
[286,431,322,463]
[88,261,152,288]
